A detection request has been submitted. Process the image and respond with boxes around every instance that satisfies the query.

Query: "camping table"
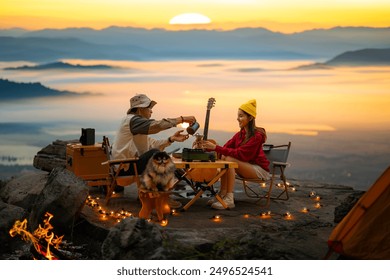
[173,159,238,211]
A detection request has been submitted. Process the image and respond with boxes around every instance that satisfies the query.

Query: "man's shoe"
[114,185,124,193]
[211,193,235,210]
[174,180,189,190]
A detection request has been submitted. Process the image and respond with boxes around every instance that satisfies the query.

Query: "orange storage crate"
[66,143,109,186]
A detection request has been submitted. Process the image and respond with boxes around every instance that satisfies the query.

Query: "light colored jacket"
[112,114,177,170]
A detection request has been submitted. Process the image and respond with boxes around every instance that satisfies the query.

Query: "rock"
[101,218,166,260]
[334,191,365,223]
[28,167,89,233]
[33,139,78,172]
[0,200,28,255]
[0,173,48,211]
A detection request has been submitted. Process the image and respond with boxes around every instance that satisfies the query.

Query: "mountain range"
[2,44,389,101]
[1,26,390,62]
[0,78,83,100]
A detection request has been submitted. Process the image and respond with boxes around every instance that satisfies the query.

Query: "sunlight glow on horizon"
[1,1,390,32]
[169,13,211,25]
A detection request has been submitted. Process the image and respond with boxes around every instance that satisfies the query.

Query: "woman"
[201,99,270,209]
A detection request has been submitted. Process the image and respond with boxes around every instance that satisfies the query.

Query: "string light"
[84,196,134,223]
[259,211,272,219]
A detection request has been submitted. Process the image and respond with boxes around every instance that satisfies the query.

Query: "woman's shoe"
[211,193,235,210]
[207,193,225,205]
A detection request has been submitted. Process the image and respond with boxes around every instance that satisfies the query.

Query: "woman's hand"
[201,140,217,151]
[170,130,189,142]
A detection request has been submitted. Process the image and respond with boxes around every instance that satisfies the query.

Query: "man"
[112,93,196,208]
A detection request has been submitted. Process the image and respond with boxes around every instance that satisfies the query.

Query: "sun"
[169,13,211,25]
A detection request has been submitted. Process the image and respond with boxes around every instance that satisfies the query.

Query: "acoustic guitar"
[188,97,218,182]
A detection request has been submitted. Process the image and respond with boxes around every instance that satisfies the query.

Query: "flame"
[9,212,64,260]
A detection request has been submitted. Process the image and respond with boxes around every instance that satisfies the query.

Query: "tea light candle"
[302,207,309,213]
[160,219,168,226]
[212,215,221,222]
[284,211,292,219]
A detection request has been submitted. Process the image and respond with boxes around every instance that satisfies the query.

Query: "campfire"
[9,212,76,260]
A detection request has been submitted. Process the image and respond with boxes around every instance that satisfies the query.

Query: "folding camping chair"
[235,142,292,208]
[101,136,140,204]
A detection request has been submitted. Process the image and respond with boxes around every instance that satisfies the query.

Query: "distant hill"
[0,78,83,100]
[291,63,333,70]
[326,48,390,66]
[292,48,390,70]
[4,61,117,71]
[1,26,390,62]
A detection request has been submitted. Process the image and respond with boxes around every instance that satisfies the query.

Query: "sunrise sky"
[1,0,390,33]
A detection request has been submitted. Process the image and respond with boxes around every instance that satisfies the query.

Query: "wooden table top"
[172,158,238,169]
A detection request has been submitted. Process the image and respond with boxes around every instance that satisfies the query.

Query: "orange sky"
[1,0,390,32]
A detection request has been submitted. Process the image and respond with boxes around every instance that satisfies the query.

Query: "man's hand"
[179,116,196,125]
[171,130,189,142]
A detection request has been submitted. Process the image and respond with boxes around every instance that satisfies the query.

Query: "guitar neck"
[203,109,211,140]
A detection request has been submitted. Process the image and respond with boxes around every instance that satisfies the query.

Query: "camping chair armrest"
[272,161,290,167]
[102,157,139,166]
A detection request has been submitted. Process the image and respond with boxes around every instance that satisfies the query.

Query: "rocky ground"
[0,168,363,260]
[0,139,364,260]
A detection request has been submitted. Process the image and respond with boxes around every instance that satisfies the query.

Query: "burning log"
[29,239,84,260]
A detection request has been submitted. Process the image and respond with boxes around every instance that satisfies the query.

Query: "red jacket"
[215,129,270,172]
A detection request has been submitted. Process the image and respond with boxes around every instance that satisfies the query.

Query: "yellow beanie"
[239,99,257,118]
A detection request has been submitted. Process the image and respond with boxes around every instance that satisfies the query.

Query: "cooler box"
[66,143,109,186]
